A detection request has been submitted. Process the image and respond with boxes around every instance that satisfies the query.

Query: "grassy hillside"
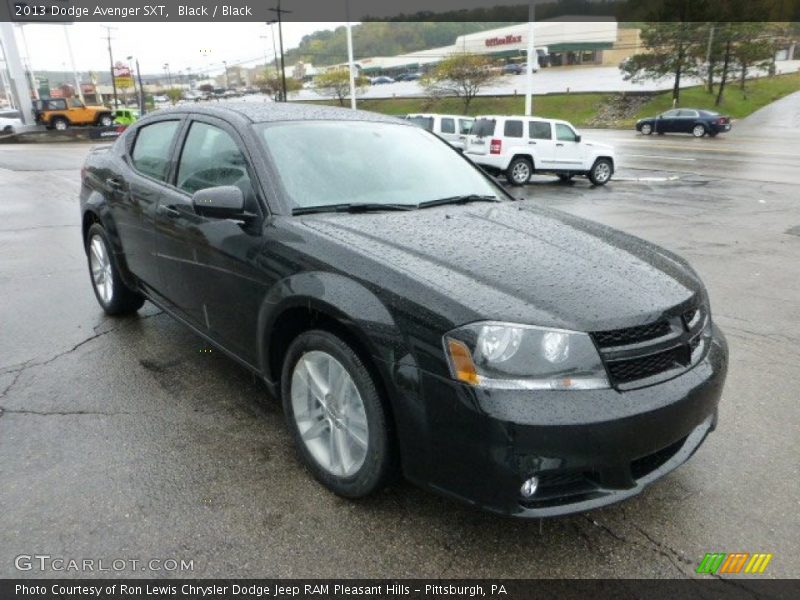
[305,72,800,128]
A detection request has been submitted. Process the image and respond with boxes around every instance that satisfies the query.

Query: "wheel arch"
[81,199,138,289]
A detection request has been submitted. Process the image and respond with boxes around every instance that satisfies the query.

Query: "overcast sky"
[9,22,346,77]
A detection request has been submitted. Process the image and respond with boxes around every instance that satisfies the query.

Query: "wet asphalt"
[1,96,799,579]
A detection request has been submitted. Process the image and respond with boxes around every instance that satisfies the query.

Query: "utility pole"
[163,62,173,87]
[222,60,229,88]
[705,24,716,93]
[269,1,291,102]
[127,55,138,109]
[345,0,356,110]
[524,0,535,116]
[266,21,281,93]
[101,25,119,108]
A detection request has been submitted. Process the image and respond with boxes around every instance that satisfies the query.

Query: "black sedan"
[79,103,727,517]
[636,108,732,137]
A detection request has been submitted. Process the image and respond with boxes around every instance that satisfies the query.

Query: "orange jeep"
[34,97,114,130]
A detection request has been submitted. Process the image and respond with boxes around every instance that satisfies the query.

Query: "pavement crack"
[0,408,135,417]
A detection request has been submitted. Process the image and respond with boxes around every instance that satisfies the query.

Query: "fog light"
[520,476,539,498]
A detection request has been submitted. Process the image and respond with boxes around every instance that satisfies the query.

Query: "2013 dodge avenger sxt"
[80,103,728,517]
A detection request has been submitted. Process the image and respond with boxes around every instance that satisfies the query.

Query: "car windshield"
[256,121,500,210]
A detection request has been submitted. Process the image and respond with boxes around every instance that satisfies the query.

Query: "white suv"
[465,115,615,186]
[405,114,475,151]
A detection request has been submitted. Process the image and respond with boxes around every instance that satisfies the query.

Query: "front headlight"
[444,322,610,390]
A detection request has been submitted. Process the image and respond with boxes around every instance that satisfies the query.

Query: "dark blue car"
[636,108,732,138]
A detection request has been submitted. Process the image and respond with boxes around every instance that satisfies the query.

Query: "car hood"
[583,140,614,153]
[298,202,703,332]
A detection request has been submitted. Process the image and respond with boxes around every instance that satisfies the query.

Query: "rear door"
[154,116,269,364]
[111,117,183,291]
[677,109,699,133]
[527,120,557,168]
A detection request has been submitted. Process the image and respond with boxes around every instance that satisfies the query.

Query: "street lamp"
[127,55,138,108]
[163,62,172,88]
[223,60,229,88]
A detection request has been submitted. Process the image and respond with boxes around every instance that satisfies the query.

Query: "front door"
[553,123,586,171]
[154,117,269,365]
[656,109,680,133]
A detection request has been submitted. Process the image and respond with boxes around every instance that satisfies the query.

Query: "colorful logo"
[697,552,773,575]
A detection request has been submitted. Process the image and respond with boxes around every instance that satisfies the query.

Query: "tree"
[263,76,302,102]
[420,53,499,113]
[620,22,707,105]
[313,69,368,106]
[166,88,183,105]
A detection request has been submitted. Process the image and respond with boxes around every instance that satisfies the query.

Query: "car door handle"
[106,177,124,190]
[528,141,537,144]
[158,205,180,218]
[556,143,564,147]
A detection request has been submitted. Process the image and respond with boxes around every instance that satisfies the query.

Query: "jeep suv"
[405,113,474,151]
[465,115,615,186]
[34,97,114,130]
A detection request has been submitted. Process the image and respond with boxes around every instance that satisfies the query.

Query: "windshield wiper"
[293,203,416,215]
[417,195,500,209]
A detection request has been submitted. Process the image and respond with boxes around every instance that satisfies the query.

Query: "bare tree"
[421,54,499,114]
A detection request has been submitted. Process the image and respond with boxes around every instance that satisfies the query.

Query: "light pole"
[127,55,138,108]
[223,60,229,88]
[64,25,84,103]
[524,0,535,116]
[135,58,145,114]
[101,25,119,108]
[345,0,356,110]
[163,63,172,88]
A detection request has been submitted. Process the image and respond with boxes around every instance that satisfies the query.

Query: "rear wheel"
[98,114,113,127]
[692,124,706,138]
[52,117,69,131]
[282,330,394,498]
[506,157,532,186]
[640,123,653,135]
[588,159,613,186]
[85,223,145,315]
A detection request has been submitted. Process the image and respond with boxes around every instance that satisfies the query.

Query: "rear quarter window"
[407,116,434,131]
[440,118,455,134]
[504,120,523,138]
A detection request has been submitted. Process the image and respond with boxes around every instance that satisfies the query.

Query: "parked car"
[396,72,422,81]
[503,63,524,75]
[465,115,616,185]
[370,76,395,85]
[405,113,474,151]
[80,103,727,517]
[0,109,22,134]
[113,108,139,126]
[636,109,732,138]
[33,97,114,130]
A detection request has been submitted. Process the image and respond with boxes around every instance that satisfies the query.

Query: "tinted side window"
[131,121,180,181]
[555,123,577,142]
[529,121,552,140]
[407,116,433,131]
[459,119,474,134]
[661,109,680,118]
[504,120,523,138]
[177,122,253,204]
[440,118,455,134]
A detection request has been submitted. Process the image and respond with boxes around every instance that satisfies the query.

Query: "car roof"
[474,114,562,123]
[407,113,474,119]
[145,102,408,126]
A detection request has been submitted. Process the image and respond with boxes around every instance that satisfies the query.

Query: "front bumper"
[396,325,728,517]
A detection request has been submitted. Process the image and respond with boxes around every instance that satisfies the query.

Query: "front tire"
[506,157,532,186]
[98,114,113,127]
[640,123,653,135]
[588,159,613,186]
[692,124,706,138]
[85,223,145,315]
[282,330,394,498]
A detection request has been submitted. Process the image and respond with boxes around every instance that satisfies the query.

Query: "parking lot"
[1,95,798,579]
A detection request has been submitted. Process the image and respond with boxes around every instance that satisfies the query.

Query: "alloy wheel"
[511,161,531,184]
[291,350,369,478]
[593,161,611,183]
[693,125,706,137]
[89,234,114,305]
[641,124,652,135]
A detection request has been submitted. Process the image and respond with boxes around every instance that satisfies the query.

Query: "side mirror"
[574,134,581,143]
[192,185,245,219]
